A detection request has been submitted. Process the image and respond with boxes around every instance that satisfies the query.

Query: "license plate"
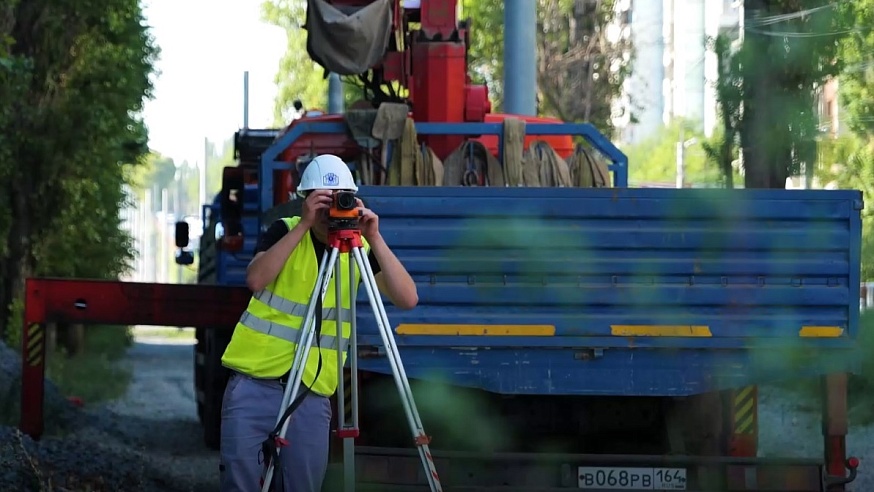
[578,467,687,490]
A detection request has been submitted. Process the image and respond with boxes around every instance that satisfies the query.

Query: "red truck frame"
[18,276,861,491]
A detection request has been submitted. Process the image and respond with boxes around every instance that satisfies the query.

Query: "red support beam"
[19,277,250,440]
[823,372,850,491]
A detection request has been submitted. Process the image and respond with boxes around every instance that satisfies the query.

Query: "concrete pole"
[144,189,153,282]
[161,188,169,283]
[201,138,208,210]
[503,0,537,115]
[328,73,344,114]
[243,71,250,129]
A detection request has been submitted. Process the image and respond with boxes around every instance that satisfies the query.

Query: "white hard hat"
[296,154,357,197]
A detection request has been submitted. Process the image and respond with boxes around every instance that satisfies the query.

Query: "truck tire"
[202,327,232,450]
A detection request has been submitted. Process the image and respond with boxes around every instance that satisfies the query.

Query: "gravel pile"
[0,337,219,492]
[0,340,78,432]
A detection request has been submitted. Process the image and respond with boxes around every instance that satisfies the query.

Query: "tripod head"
[325,190,365,252]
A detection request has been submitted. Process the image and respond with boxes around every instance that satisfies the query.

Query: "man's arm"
[368,234,418,310]
[246,220,308,292]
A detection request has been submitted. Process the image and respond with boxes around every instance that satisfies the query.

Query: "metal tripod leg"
[261,246,341,492]
[335,248,360,492]
[351,245,443,492]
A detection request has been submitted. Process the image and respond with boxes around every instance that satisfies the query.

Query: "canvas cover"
[305,0,393,75]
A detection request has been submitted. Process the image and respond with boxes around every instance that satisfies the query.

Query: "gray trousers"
[220,371,332,492]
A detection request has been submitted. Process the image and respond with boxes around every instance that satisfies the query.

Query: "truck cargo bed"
[353,186,863,397]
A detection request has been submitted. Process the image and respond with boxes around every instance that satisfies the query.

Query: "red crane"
[270,0,574,184]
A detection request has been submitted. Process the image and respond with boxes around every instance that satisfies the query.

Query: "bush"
[45,325,133,405]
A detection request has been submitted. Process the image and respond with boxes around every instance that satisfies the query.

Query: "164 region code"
[578,467,687,490]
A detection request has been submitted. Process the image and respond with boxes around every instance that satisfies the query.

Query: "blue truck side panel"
[212,119,862,400]
[349,186,863,397]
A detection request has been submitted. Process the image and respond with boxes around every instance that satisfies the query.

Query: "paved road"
[103,329,221,491]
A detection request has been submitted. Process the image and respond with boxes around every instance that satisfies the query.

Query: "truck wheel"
[665,391,727,456]
[202,328,231,450]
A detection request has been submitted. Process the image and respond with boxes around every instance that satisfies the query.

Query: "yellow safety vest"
[221,216,369,397]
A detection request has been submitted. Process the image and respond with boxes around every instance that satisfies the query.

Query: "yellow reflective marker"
[610,325,712,337]
[799,326,844,338]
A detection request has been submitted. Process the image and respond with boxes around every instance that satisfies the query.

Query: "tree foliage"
[623,119,734,186]
[819,0,874,278]
[817,137,874,277]
[709,0,848,188]
[465,0,632,132]
[261,0,362,125]
[835,0,874,136]
[0,0,158,338]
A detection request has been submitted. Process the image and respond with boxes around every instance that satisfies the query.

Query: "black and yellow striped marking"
[25,323,45,367]
[343,369,353,422]
[733,385,757,435]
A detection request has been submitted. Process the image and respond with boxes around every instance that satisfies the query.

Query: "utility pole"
[243,71,249,129]
[504,0,537,115]
[144,189,152,282]
[201,137,208,210]
[675,141,685,189]
[161,188,169,283]
[676,127,697,188]
[328,73,344,114]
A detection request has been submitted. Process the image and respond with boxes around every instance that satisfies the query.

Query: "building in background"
[619,0,743,145]
[119,183,203,284]
[816,78,844,139]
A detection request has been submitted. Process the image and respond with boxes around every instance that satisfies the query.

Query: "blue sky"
[140,0,286,165]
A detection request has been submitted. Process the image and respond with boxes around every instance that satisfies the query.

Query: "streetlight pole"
[676,127,698,188]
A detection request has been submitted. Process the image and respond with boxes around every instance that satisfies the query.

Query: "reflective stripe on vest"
[253,289,352,323]
[238,311,349,353]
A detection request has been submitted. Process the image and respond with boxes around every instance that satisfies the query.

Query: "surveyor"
[218,153,419,492]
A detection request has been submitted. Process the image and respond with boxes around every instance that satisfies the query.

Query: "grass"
[44,325,133,405]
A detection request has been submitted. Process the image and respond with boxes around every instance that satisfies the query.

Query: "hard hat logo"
[323,172,340,187]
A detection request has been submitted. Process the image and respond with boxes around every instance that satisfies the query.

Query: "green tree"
[834,0,874,136]
[623,119,733,186]
[0,0,158,338]
[463,0,505,108]
[465,0,633,133]
[709,0,848,188]
[817,137,874,277]
[817,0,874,277]
[261,0,362,125]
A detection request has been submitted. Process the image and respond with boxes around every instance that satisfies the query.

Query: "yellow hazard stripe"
[610,325,712,337]
[25,323,45,367]
[733,385,757,435]
[799,326,844,338]
[396,324,555,336]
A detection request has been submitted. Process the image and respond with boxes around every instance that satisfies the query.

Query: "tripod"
[259,221,443,492]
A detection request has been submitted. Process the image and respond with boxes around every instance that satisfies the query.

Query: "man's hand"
[356,198,380,240]
[301,190,332,228]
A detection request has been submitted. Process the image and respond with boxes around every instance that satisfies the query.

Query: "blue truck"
[185,117,863,491]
